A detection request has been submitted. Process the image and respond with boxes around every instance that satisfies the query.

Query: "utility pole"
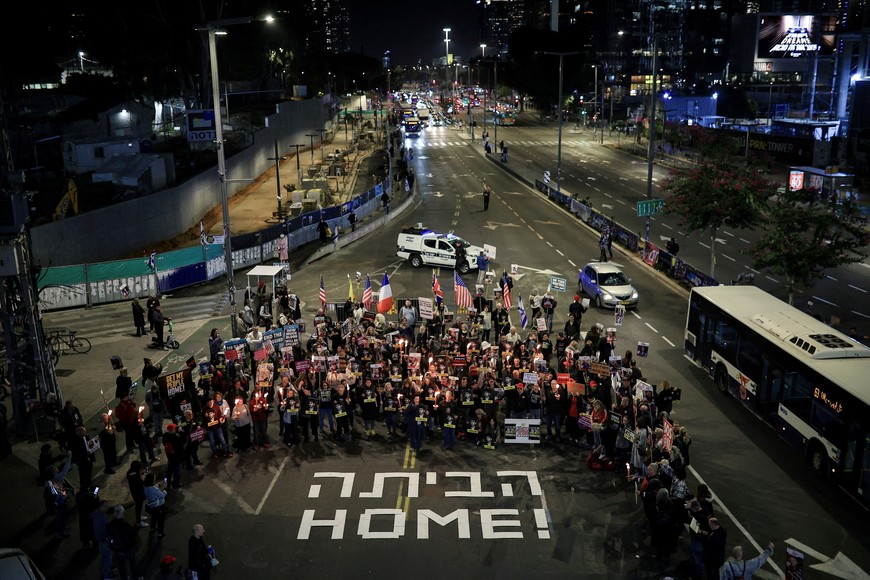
[317,128,328,162]
[306,133,317,170]
[645,36,659,243]
[541,51,579,194]
[289,144,304,189]
[268,139,285,219]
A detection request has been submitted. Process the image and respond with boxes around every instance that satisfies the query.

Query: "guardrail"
[534,179,718,289]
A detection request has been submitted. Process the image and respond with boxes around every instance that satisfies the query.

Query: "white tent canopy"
[246,265,287,294]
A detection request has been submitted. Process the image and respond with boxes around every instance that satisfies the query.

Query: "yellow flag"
[348,276,355,301]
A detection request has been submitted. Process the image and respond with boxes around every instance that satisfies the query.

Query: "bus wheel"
[808,443,829,478]
[715,368,729,394]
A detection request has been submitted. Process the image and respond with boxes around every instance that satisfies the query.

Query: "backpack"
[106,520,129,552]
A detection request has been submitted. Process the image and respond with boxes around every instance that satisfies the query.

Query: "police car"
[396,226,487,274]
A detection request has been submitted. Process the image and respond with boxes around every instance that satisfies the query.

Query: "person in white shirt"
[245,326,264,352]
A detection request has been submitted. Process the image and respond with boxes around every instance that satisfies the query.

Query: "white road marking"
[689,465,784,578]
[812,295,839,307]
[546,241,553,247]
[852,310,870,320]
[784,538,830,563]
[765,275,779,283]
[848,284,867,293]
[747,267,760,274]
[739,238,751,244]
[826,275,838,281]
[568,260,577,267]
[604,192,613,198]
[556,249,564,256]
[723,230,734,237]
[662,223,673,230]
[662,336,676,347]
[699,242,710,249]
[722,254,736,262]
[617,199,627,205]
[213,479,256,514]
[256,455,290,515]
[645,322,659,333]
[860,263,870,270]
[631,311,642,319]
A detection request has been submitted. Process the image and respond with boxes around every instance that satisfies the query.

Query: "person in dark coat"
[146,295,160,331]
[132,298,146,336]
[152,306,166,349]
[188,523,212,580]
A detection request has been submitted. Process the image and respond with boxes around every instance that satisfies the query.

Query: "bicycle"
[46,328,92,358]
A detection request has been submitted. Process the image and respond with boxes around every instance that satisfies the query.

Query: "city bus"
[684,285,870,503]
[493,111,516,126]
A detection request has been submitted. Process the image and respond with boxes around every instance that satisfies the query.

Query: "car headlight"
[631,291,638,299]
[602,293,614,300]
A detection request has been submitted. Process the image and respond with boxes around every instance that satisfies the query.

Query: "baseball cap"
[162,555,178,565]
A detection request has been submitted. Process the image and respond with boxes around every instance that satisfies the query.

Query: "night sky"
[347,0,483,65]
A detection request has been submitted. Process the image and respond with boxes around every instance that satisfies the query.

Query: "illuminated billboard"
[757,14,835,59]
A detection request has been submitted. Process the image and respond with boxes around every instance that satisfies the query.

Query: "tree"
[662,156,778,279]
[751,188,869,305]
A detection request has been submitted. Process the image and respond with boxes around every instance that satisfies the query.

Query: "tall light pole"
[541,51,579,194]
[645,37,659,243]
[289,144,304,188]
[317,128,327,161]
[269,139,286,220]
[443,28,452,100]
[480,43,486,59]
[306,133,317,169]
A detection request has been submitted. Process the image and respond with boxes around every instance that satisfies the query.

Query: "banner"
[504,418,541,444]
[284,324,301,346]
[643,242,661,267]
[157,368,198,417]
[662,419,674,452]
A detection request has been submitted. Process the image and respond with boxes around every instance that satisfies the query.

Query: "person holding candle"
[134,404,156,466]
[203,398,232,459]
[250,389,270,450]
[232,393,253,452]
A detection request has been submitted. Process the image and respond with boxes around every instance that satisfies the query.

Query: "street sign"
[636,198,665,217]
[549,275,567,293]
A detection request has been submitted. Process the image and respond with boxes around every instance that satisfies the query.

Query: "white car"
[396,226,486,274]
[578,262,639,308]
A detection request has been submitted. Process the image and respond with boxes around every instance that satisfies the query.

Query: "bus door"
[759,358,785,423]
[686,300,713,363]
[850,429,870,500]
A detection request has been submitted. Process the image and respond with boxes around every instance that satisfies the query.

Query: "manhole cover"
[55,369,75,377]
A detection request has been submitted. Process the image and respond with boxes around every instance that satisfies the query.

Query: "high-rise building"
[481,0,528,57]
[306,0,351,54]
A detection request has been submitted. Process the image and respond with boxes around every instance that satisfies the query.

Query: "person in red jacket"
[114,396,138,454]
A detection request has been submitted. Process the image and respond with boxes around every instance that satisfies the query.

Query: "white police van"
[396,226,486,274]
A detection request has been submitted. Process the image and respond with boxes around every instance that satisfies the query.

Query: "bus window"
[713,318,738,363]
[736,336,763,381]
[810,399,845,444]
[782,370,813,420]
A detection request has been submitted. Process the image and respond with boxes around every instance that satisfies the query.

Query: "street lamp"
[289,144,304,188]
[198,16,272,337]
[541,51,580,194]
[268,140,286,220]
[317,128,327,162]
[306,133,317,169]
[480,44,486,59]
[443,28,452,100]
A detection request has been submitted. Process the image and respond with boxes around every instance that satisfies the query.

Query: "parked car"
[0,549,46,580]
[578,262,639,308]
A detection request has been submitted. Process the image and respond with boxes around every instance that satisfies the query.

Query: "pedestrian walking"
[125,460,149,529]
[188,524,213,580]
[476,251,489,286]
[132,297,146,337]
[483,181,492,211]
[44,451,73,538]
[106,505,140,580]
[501,145,509,163]
[152,306,166,349]
[598,234,609,262]
[381,191,391,213]
[277,233,289,261]
[146,295,159,331]
[348,210,357,232]
[143,473,167,537]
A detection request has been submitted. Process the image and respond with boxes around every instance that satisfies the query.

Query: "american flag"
[501,271,512,309]
[517,295,528,329]
[454,272,473,309]
[319,275,327,308]
[432,270,443,306]
[200,221,206,246]
[363,274,373,309]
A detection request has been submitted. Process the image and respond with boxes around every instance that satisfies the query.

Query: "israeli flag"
[517,294,528,330]
[147,252,156,270]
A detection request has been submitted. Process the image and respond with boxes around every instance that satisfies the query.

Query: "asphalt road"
[6,121,869,579]
[468,117,870,334]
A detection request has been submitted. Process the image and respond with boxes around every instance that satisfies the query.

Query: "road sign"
[549,275,567,293]
[636,198,665,217]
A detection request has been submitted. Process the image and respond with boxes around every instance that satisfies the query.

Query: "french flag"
[377,272,393,314]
